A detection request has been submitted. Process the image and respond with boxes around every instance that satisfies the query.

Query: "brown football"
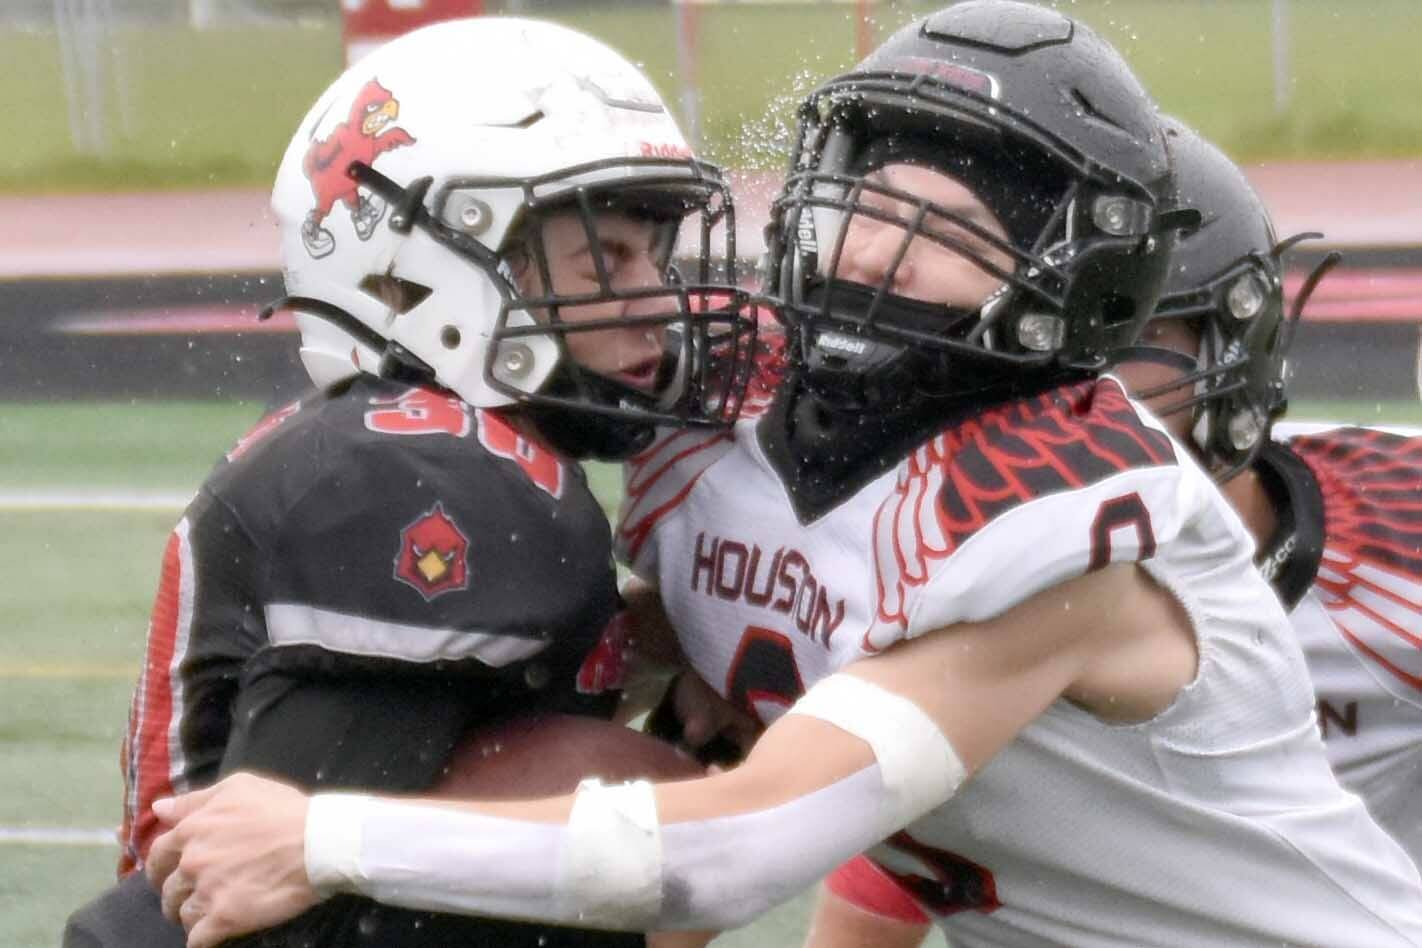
[430,713,704,800]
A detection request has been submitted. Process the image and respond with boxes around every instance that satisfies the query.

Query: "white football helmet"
[267,17,754,456]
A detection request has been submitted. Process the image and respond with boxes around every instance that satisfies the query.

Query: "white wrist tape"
[304,783,662,929]
[556,778,663,927]
[787,673,966,832]
[305,792,372,897]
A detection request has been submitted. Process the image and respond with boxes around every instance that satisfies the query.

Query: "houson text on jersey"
[691,532,845,648]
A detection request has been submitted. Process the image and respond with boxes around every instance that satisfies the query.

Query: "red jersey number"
[1088,492,1156,570]
[365,388,472,437]
[475,410,564,499]
[879,831,1001,917]
[724,625,805,725]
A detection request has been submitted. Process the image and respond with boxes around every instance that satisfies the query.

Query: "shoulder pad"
[1291,425,1422,580]
[1287,425,1422,707]
[869,378,1183,649]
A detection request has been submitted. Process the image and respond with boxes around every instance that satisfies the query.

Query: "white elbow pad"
[652,675,967,930]
[788,673,966,833]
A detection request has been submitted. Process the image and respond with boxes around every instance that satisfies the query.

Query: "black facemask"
[765,279,1084,521]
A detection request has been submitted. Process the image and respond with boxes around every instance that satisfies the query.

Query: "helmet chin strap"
[520,364,657,461]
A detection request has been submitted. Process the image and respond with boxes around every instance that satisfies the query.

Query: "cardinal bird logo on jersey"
[300,78,417,258]
[394,502,470,601]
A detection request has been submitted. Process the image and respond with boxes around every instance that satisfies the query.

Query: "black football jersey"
[119,375,622,876]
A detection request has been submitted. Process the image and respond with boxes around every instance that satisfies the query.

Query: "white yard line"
[0,826,117,847]
[0,489,191,511]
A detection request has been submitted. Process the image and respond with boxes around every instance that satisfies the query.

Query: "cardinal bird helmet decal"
[300,79,416,258]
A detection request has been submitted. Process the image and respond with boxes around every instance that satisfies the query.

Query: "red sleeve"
[826,856,931,925]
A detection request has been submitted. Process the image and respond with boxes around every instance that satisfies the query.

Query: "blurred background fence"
[4,0,1419,403]
[7,0,1422,190]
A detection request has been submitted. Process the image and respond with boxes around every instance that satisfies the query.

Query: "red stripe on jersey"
[937,380,1173,541]
[616,331,785,566]
[826,855,932,925]
[1322,556,1422,643]
[1292,427,1422,702]
[618,429,734,566]
[118,525,189,876]
[1339,593,1422,650]
[1335,621,1422,693]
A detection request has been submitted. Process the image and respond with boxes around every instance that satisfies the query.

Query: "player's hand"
[145,772,319,948]
[647,669,762,766]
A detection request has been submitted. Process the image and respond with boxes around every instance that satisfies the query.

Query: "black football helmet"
[765,0,1192,413]
[1121,118,1338,479]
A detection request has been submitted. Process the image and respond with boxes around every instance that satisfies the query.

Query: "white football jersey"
[1273,421,1422,867]
[620,374,1422,947]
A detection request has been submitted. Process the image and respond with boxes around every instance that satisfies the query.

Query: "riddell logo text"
[691,532,844,647]
[640,141,693,159]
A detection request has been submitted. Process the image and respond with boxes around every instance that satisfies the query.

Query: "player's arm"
[609,577,685,725]
[614,577,761,763]
[147,562,1189,946]
[118,486,282,877]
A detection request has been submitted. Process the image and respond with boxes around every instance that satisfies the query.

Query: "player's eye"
[597,241,633,269]
[927,226,983,252]
[857,189,898,217]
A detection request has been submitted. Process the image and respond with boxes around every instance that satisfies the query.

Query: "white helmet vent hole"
[358,274,432,314]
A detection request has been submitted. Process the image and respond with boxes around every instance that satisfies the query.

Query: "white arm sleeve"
[306,674,964,931]
[306,766,893,931]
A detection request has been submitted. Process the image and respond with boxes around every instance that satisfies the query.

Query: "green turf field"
[6,396,1420,946]
[3,0,1419,192]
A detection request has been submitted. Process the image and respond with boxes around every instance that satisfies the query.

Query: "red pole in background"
[675,0,702,149]
[341,0,485,66]
[855,0,875,61]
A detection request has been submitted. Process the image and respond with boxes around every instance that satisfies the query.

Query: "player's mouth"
[611,357,662,391]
